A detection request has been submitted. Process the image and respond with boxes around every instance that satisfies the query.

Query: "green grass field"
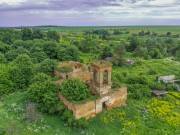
[36,26,180,35]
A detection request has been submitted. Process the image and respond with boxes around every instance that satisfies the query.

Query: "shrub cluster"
[126,75,148,85]
[27,73,60,114]
[60,78,91,102]
[128,84,151,99]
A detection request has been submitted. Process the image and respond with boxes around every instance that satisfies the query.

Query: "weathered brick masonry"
[58,87,127,119]
[55,61,127,119]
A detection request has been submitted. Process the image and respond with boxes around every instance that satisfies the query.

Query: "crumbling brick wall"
[58,87,127,119]
[54,62,90,82]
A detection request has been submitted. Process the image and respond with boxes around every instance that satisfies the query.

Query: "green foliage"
[32,29,44,39]
[148,68,156,75]
[149,48,163,59]
[27,73,60,114]
[0,64,15,95]
[21,28,33,40]
[57,45,80,61]
[114,44,126,66]
[5,47,30,61]
[175,50,180,61]
[60,79,91,102]
[148,82,166,90]
[127,36,141,52]
[47,31,60,42]
[9,54,34,90]
[0,128,6,135]
[128,84,151,99]
[43,41,58,59]
[79,37,99,53]
[30,51,48,63]
[61,108,89,128]
[126,75,148,85]
[101,45,113,59]
[37,58,57,76]
[0,53,7,64]
[0,41,10,54]
[166,83,178,91]
[134,46,148,58]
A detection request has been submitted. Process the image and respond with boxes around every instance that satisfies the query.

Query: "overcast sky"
[0,0,180,26]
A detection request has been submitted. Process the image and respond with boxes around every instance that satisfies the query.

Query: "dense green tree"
[57,45,80,61]
[21,28,33,40]
[47,30,60,42]
[27,73,60,113]
[114,44,126,66]
[9,54,34,90]
[30,52,48,63]
[0,64,15,95]
[101,46,113,59]
[166,32,171,36]
[0,53,7,64]
[79,37,99,53]
[149,48,163,59]
[0,42,10,54]
[60,79,91,102]
[2,32,12,45]
[37,58,57,76]
[127,36,141,52]
[5,47,30,61]
[32,29,44,39]
[43,41,58,59]
[134,46,148,58]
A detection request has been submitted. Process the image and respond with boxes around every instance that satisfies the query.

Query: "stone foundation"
[58,87,127,119]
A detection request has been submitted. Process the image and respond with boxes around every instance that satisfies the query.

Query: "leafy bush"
[0,64,15,95]
[0,53,7,64]
[148,82,166,90]
[166,83,178,91]
[9,54,34,90]
[27,73,60,114]
[60,79,91,102]
[148,69,157,75]
[126,75,148,85]
[0,128,6,135]
[36,58,57,76]
[128,84,151,99]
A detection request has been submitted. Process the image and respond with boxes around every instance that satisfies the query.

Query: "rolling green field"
[36,26,180,34]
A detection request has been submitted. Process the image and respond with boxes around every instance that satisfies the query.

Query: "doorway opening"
[102,102,106,110]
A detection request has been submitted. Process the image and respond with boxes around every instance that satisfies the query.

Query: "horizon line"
[0,24,180,28]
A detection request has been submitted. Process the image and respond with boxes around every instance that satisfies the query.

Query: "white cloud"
[148,0,176,5]
[0,0,26,5]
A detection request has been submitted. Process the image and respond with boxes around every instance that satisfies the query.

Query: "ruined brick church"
[55,61,127,119]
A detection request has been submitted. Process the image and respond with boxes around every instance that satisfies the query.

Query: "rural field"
[0,25,180,135]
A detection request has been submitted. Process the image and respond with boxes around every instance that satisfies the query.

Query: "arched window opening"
[103,70,108,84]
[93,70,98,83]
